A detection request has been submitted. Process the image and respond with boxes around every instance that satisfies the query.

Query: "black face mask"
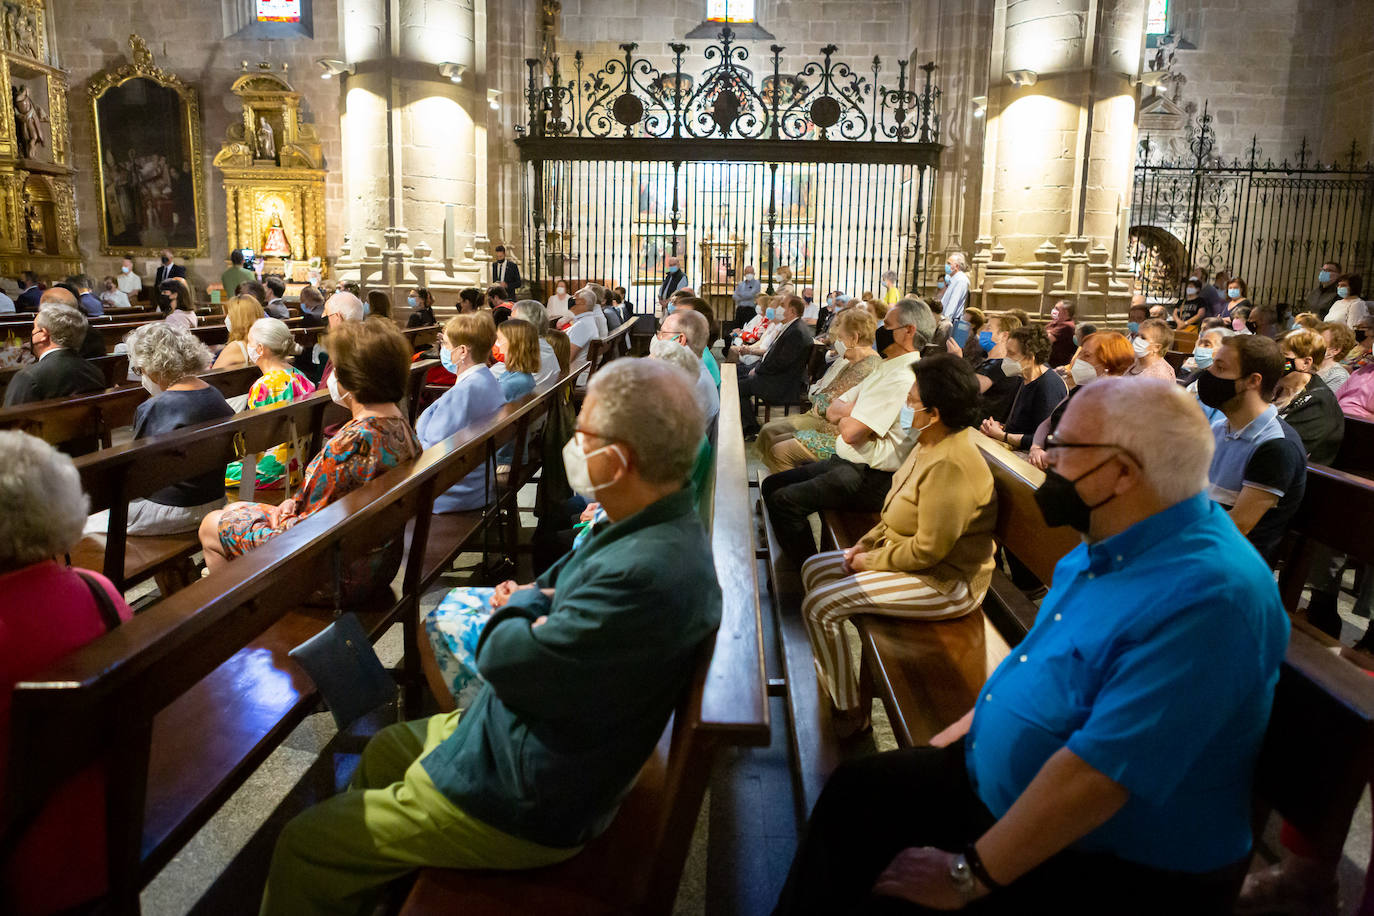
[1034,457,1120,534]
[161,255,171,265]
[874,326,895,353]
[1246,321,1257,333]
[1283,359,1297,374]
[1196,370,1242,410]
[1357,329,1369,343]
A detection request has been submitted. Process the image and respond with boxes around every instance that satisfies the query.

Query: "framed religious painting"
[632,163,673,223]
[759,225,814,284]
[88,35,207,257]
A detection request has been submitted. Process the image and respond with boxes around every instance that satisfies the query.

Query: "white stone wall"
[49,0,344,290]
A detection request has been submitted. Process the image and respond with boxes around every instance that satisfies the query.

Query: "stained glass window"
[256,0,300,23]
[706,0,756,23]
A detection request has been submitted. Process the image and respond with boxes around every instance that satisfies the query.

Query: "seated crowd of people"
[2,250,1372,916]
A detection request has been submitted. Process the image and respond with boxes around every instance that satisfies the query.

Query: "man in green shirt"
[220,249,255,297]
[260,358,721,916]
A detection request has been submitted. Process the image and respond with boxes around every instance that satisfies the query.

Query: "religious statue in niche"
[255,116,276,162]
[261,207,291,257]
[25,202,44,253]
[12,84,48,158]
[2,5,40,59]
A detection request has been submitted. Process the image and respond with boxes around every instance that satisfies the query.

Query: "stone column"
[973,0,1145,322]
[334,0,489,309]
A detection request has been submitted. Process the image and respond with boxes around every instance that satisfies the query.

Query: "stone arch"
[1128,224,1189,299]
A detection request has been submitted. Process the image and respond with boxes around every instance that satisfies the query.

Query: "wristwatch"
[948,853,977,898]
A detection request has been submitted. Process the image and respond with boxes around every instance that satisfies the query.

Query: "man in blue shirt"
[774,377,1289,915]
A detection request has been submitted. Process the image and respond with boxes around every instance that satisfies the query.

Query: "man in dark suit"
[657,256,689,310]
[4,301,106,407]
[15,271,42,312]
[491,245,521,292]
[738,295,814,437]
[154,248,186,288]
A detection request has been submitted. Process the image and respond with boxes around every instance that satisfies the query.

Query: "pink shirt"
[1338,366,1374,421]
[0,561,132,915]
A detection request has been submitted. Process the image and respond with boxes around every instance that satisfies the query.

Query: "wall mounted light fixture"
[316,58,354,79]
[439,62,468,84]
[487,89,502,110]
[1006,69,1038,87]
[972,95,988,118]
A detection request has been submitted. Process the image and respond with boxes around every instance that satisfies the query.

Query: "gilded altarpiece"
[0,0,79,277]
[213,68,326,279]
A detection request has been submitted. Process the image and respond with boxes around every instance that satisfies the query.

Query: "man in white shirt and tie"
[491,245,521,292]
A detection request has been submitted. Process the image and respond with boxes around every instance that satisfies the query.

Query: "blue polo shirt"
[965,493,1288,872]
[1207,405,1306,564]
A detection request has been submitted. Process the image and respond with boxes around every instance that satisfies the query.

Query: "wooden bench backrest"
[1278,464,1374,611]
[975,436,1080,585]
[1331,416,1374,480]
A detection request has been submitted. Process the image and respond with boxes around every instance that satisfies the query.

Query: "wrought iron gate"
[517,30,942,308]
[1130,104,1374,305]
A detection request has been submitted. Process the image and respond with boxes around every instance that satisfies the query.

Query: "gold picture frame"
[88,34,207,257]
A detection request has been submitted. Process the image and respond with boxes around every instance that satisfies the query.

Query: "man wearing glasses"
[775,376,1289,914]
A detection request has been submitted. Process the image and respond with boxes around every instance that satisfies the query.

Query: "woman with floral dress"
[755,305,881,472]
[200,319,421,578]
[224,317,316,491]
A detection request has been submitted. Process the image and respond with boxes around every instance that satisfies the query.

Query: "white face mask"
[1132,336,1151,359]
[140,374,162,396]
[1001,356,1023,378]
[121,265,131,274]
[562,433,625,499]
[246,342,264,363]
[1070,359,1098,386]
[833,338,847,358]
[556,286,566,295]
[224,316,233,336]
[326,372,349,406]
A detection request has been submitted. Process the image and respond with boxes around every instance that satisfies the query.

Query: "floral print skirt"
[424,587,496,708]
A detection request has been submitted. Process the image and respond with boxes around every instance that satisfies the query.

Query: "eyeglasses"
[1043,433,1141,467]
[655,329,685,341]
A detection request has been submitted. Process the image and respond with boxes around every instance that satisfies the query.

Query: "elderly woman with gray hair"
[0,430,133,915]
[115,322,234,534]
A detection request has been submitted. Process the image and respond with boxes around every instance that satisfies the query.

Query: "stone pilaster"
[974,0,1145,323]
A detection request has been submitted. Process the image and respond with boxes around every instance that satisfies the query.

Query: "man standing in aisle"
[942,253,969,323]
[491,245,521,293]
[657,255,689,311]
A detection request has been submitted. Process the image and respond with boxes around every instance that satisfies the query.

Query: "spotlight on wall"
[316,58,353,80]
[1006,69,1038,87]
[972,95,988,118]
[487,89,502,111]
[439,62,468,84]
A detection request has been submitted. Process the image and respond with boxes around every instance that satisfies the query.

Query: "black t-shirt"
[1005,368,1069,437]
[1243,419,1308,565]
[977,358,1021,423]
[1175,297,1206,324]
[133,386,235,506]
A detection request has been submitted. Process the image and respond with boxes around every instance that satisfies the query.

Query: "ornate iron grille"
[516,28,944,301]
[1130,103,1374,307]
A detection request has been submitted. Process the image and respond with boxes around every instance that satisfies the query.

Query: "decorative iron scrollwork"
[523,26,940,145]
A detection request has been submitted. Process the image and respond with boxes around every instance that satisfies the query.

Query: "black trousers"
[761,456,894,561]
[773,742,1248,916]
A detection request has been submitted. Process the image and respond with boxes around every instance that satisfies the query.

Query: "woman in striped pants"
[801,353,999,737]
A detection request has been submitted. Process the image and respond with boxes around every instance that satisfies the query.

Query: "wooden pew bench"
[4,359,580,910]
[399,368,770,916]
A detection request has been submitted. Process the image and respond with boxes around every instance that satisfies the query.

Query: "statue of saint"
[256,116,276,161]
[262,208,292,257]
[12,85,48,159]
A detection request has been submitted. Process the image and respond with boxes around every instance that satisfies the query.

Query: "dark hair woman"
[797,352,997,736]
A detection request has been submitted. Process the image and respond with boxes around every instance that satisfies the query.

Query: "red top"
[0,561,133,915]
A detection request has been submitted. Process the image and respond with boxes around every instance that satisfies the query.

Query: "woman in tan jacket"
[801,353,998,736]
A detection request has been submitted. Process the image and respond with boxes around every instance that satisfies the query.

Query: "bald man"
[41,287,105,359]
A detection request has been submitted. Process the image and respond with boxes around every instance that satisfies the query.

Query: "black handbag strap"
[75,571,124,633]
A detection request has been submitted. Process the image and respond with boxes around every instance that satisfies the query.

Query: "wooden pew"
[2,366,578,911]
[399,363,770,916]
[70,389,342,593]
[0,364,262,452]
[1330,415,1374,480]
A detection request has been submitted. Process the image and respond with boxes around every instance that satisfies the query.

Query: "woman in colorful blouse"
[200,318,421,572]
[224,317,317,491]
[756,306,881,473]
